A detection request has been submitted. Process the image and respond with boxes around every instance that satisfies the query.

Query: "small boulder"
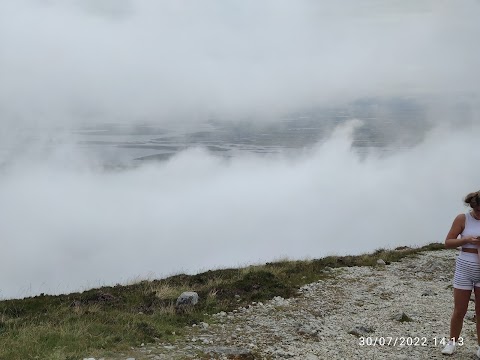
[176,291,199,306]
[175,291,199,314]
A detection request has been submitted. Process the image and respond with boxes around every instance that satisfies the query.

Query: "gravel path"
[94,249,480,359]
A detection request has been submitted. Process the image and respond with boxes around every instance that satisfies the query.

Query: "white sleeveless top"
[461,212,480,249]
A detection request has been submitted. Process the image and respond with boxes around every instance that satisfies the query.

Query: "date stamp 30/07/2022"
[358,336,464,347]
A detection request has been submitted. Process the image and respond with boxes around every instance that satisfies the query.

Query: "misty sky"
[1,0,479,124]
[1,0,480,299]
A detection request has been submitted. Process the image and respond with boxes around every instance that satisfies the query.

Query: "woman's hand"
[462,236,480,246]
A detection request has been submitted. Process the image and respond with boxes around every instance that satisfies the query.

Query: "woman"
[443,191,480,356]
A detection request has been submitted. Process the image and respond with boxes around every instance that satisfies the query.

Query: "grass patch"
[0,242,444,359]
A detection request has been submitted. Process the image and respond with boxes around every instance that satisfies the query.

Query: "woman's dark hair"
[464,191,480,208]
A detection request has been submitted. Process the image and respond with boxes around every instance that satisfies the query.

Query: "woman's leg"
[450,288,472,340]
[474,287,480,345]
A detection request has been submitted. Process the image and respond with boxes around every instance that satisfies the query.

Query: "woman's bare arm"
[445,213,480,248]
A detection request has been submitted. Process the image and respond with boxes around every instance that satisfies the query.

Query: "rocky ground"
[88,249,480,359]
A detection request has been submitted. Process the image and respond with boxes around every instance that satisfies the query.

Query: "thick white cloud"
[1,120,479,299]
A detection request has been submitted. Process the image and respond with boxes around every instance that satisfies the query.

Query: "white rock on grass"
[176,291,199,306]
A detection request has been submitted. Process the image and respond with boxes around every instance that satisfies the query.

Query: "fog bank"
[1,120,478,299]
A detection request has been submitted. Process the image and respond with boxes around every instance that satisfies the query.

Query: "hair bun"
[465,191,480,207]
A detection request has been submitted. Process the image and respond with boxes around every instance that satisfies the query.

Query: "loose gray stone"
[204,346,253,356]
[348,325,374,337]
[393,312,413,322]
[176,291,199,306]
